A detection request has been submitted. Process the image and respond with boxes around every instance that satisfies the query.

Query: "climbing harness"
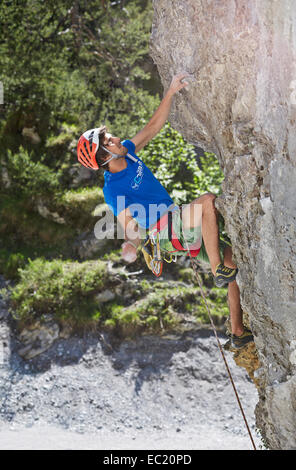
[141,207,201,277]
[181,230,257,451]
[141,230,179,277]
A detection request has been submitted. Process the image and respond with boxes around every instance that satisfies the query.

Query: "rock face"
[151,0,296,450]
[18,318,60,360]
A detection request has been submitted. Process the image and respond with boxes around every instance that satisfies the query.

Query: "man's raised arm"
[131,72,190,153]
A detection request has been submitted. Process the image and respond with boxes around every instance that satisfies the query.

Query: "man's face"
[103,132,126,156]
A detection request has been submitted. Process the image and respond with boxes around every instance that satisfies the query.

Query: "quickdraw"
[141,208,201,277]
[141,231,177,277]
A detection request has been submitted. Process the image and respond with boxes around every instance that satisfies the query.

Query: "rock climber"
[77,72,254,350]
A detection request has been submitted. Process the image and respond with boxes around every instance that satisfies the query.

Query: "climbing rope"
[182,236,257,451]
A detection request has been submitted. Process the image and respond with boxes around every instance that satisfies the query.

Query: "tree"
[0,0,158,162]
[139,123,224,204]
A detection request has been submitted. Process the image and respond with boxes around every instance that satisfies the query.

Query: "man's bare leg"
[182,195,245,337]
[223,245,244,336]
[182,193,222,275]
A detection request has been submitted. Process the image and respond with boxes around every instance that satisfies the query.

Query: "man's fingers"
[171,71,189,83]
[170,72,193,92]
[122,241,137,263]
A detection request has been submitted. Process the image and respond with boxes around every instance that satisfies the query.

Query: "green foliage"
[0,1,73,109]
[0,0,230,338]
[9,257,108,326]
[0,250,26,280]
[1,147,62,202]
[194,287,229,323]
[75,0,159,136]
[139,123,224,204]
[104,283,227,334]
[56,186,105,229]
[60,186,104,210]
[0,193,77,260]
[0,0,158,157]
[6,251,229,333]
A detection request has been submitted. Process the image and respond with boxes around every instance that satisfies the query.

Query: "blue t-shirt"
[103,139,174,229]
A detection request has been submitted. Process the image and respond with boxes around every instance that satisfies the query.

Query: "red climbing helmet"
[77,128,100,170]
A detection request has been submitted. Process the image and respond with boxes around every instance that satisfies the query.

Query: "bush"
[104,284,228,334]
[9,257,108,327]
[0,250,26,280]
[59,187,104,218]
[1,147,61,201]
[139,123,224,204]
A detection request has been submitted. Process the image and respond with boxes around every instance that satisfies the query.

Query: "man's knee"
[205,192,216,201]
[194,192,216,206]
[188,193,217,221]
[199,192,217,212]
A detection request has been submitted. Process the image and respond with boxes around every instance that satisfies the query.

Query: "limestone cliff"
[150,0,296,450]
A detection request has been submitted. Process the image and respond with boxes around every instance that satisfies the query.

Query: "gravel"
[0,276,262,450]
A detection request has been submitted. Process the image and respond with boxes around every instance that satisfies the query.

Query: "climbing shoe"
[231,328,254,350]
[214,263,238,287]
[223,339,232,351]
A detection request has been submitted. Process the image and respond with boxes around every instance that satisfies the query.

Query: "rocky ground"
[0,275,263,450]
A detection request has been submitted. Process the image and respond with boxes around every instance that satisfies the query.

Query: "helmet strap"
[100,145,123,166]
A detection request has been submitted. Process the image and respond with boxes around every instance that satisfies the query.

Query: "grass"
[58,186,105,228]
[102,283,228,336]
[0,185,108,280]
[9,257,108,328]
[4,254,229,336]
